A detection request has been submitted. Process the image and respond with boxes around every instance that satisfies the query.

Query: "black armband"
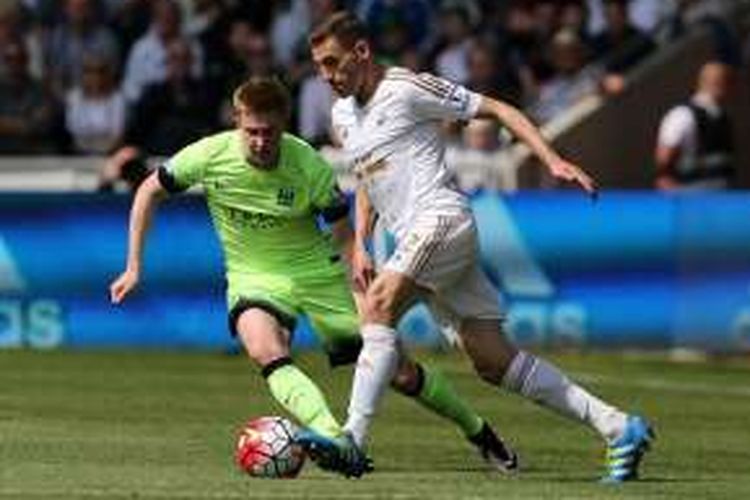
[317,189,351,223]
[157,165,189,194]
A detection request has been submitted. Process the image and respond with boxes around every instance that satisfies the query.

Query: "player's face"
[311,36,365,98]
[235,109,283,169]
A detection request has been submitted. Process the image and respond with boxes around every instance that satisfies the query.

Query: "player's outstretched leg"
[460,319,654,481]
[264,357,373,477]
[263,357,344,440]
[294,429,373,478]
[236,308,364,474]
[391,358,518,473]
[342,323,400,449]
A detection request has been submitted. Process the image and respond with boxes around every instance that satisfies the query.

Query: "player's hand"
[548,158,599,199]
[351,246,375,293]
[109,268,139,304]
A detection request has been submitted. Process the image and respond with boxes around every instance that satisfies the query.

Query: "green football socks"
[416,365,484,438]
[265,359,343,439]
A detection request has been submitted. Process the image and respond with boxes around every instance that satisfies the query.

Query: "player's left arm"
[330,217,354,261]
[476,96,598,196]
[305,143,355,259]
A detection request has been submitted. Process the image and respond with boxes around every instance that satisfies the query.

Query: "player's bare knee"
[362,288,398,324]
[471,357,505,385]
[241,337,285,366]
[390,358,421,395]
[236,309,288,366]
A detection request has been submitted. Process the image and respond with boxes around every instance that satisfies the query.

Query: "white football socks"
[344,323,399,448]
[503,351,627,441]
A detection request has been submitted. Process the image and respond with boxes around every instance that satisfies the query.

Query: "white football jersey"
[331,67,482,240]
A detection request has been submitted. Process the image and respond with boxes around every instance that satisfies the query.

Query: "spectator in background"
[532,0,562,41]
[276,0,343,89]
[591,0,655,74]
[214,22,280,127]
[529,28,599,123]
[187,0,232,82]
[122,0,203,102]
[107,0,151,57]
[626,0,675,35]
[462,117,502,153]
[0,38,60,153]
[370,8,410,65]
[655,61,736,190]
[65,54,126,155]
[244,29,276,79]
[362,0,433,53]
[297,73,334,147]
[502,1,553,94]
[125,38,219,155]
[219,17,254,93]
[228,0,271,31]
[586,0,676,37]
[433,5,473,84]
[23,0,58,26]
[398,46,427,72]
[0,0,44,79]
[465,37,524,106]
[446,117,505,191]
[560,0,593,46]
[270,0,309,68]
[44,0,119,95]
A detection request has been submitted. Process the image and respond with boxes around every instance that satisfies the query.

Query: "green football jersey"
[160,130,347,278]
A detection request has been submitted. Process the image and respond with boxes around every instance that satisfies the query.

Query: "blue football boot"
[295,429,373,478]
[602,415,655,483]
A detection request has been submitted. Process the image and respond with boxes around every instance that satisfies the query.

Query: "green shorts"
[227,260,361,366]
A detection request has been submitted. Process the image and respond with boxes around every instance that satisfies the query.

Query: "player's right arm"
[352,186,375,293]
[109,172,168,304]
[109,137,210,304]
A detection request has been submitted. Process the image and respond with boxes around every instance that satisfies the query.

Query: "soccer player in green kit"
[109,77,516,477]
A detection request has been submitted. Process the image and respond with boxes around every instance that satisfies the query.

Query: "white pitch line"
[574,372,750,398]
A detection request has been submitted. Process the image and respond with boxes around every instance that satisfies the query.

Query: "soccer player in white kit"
[308,12,654,482]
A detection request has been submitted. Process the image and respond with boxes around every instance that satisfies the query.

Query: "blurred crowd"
[0,0,742,166]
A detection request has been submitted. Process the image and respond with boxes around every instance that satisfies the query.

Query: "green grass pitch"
[2,350,749,499]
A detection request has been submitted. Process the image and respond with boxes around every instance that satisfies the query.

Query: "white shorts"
[383,210,503,326]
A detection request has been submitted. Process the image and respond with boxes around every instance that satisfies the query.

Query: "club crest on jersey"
[276,187,296,207]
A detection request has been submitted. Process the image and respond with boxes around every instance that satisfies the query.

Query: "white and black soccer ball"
[235,416,306,478]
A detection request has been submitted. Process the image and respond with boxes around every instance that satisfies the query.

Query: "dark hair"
[232,76,291,120]
[309,11,368,49]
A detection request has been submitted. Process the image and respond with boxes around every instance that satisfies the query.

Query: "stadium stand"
[0,0,747,191]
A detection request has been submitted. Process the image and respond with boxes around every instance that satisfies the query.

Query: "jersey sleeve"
[304,145,349,223]
[407,73,482,122]
[157,137,211,193]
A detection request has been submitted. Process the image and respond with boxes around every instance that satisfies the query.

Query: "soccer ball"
[235,416,306,478]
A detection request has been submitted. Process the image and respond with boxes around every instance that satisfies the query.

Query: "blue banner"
[1,192,749,351]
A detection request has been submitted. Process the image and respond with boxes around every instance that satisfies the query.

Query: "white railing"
[0,156,102,191]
